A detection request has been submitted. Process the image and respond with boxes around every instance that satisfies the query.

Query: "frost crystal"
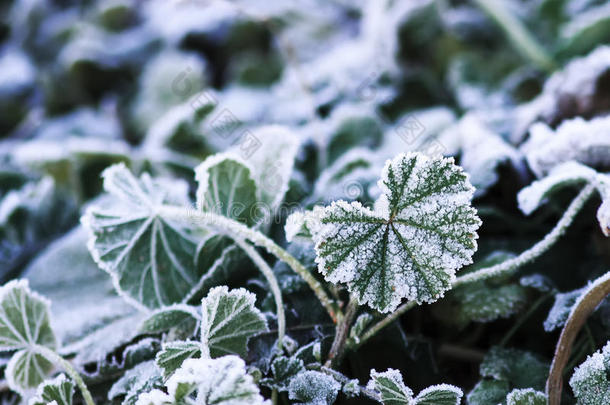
[312,152,480,312]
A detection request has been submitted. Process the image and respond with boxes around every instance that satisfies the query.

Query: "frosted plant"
[569,341,610,405]
[288,370,341,405]
[29,375,74,405]
[136,356,268,405]
[311,152,481,312]
[505,388,546,405]
[367,369,463,405]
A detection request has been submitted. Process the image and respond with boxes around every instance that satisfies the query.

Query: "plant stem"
[473,0,555,72]
[358,184,595,346]
[325,298,359,368]
[546,271,610,405]
[33,345,95,405]
[233,237,285,351]
[499,293,552,347]
[159,206,341,322]
[454,184,596,286]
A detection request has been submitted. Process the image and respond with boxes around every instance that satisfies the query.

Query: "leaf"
[544,288,585,332]
[82,163,208,309]
[480,347,548,391]
[467,379,510,405]
[326,110,383,164]
[200,286,268,358]
[138,356,268,405]
[348,313,374,346]
[367,369,414,405]
[261,356,305,392]
[312,152,481,312]
[414,384,462,405]
[108,361,163,405]
[155,341,201,379]
[195,154,262,226]
[0,280,57,394]
[288,370,341,405]
[138,305,200,340]
[569,341,610,405]
[505,388,546,405]
[30,375,74,405]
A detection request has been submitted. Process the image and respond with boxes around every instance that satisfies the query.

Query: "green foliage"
[31,375,74,405]
[569,341,610,405]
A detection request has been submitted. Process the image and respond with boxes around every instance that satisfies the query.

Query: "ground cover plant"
[0,0,610,404]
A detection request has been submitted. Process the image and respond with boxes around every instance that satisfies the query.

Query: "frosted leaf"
[544,288,585,332]
[0,280,57,394]
[139,304,200,340]
[366,369,414,404]
[155,341,202,379]
[348,313,374,346]
[285,211,312,243]
[505,388,546,405]
[108,361,163,405]
[414,384,462,405]
[467,379,510,405]
[261,356,305,392]
[480,347,548,391]
[195,154,262,226]
[595,175,610,236]
[569,341,610,405]
[457,114,521,197]
[288,371,340,405]
[143,356,268,405]
[200,287,268,358]
[312,152,481,312]
[520,116,610,178]
[82,163,210,309]
[30,375,73,405]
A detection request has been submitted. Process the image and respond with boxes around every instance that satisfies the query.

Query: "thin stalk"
[33,345,95,405]
[159,206,341,322]
[233,238,285,351]
[455,184,596,286]
[546,271,610,405]
[325,298,359,368]
[358,184,595,347]
[473,0,555,72]
[499,293,552,347]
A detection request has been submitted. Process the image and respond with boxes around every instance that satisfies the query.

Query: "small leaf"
[348,313,374,346]
[414,384,462,405]
[109,361,163,405]
[505,388,547,405]
[544,288,585,332]
[312,152,481,312]
[82,163,206,309]
[480,347,548,391]
[139,305,200,340]
[30,375,74,405]
[367,369,414,405]
[289,370,341,405]
[0,280,57,394]
[262,356,305,392]
[155,341,202,379]
[201,286,268,358]
[195,154,262,226]
[569,341,610,405]
[467,379,510,405]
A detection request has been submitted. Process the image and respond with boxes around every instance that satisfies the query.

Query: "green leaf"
[367,369,414,405]
[467,379,510,405]
[505,388,546,405]
[348,313,374,346]
[139,305,200,340]
[414,384,462,405]
[569,341,610,405]
[201,286,268,358]
[155,341,202,379]
[544,288,585,332]
[262,356,305,392]
[31,375,74,405]
[0,280,57,394]
[137,356,267,405]
[108,360,163,405]
[288,370,341,405]
[327,112,383,164]
[312,152,481,312]
[195,154,262,226]
[82,163,208,309]
[480,347,549,391]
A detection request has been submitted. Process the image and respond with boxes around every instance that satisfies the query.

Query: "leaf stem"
[357,184,596,347]
[499,292,553,347]
[472,0,556,72]
[159,206,341,322]
[325,298,359,368]
[33,345,95,405]
[454,184,596,287]
[232,238,285,351]
[546,271,610,405]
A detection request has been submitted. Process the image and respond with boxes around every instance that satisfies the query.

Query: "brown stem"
[546,271,610,405]
[325,298,359,368]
